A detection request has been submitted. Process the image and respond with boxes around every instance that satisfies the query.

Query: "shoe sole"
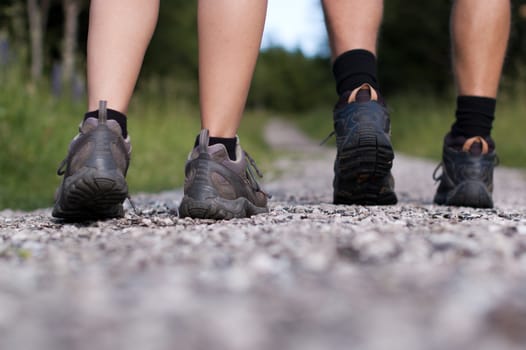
[179,195,268,220]
[334,124,397,205]
[52,167,128,220]
[435,180,493,208]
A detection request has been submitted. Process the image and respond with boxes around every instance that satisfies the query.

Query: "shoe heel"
[52,168,128,220]
[53,121,129,220]
[179,156,267,220]
[334,123,397,205]
[445,180,493,208]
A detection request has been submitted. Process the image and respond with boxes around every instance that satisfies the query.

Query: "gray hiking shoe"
[52,101,131,220]
[433,134,496,208]
[332,84,397,205]
[178,129,269,220]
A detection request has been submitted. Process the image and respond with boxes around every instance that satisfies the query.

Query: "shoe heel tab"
[348,83,378,103]
[98,100,108,124]
[463,136,489,155]
[199,129,210,153]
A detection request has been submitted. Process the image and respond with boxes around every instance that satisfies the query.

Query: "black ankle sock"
[194,135,237,161]
[450,96,496,139]
[332,49,379,95]
[84,109,128,139]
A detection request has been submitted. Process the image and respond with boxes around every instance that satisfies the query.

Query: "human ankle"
[333,49,379,95]
[450,96,496,140]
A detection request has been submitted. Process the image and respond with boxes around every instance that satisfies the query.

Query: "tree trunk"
[62,0,80,87]
[41,0,51,35]
[26,0,44,81]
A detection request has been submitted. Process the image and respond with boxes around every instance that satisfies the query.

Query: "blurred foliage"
[2,1,526,109]
[249,48,333,112]
[380,1,451,94]
[379,0,526,95]
[140,0,199,102]
[143,1,198,80]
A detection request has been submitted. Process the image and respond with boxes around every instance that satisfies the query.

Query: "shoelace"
[57,158,67,176]
[432,163,443,182]
[432,155,500,183]
[127,195,140,216]
[56,126,85,175]
[244,151,272,199]
[320,131,335,146]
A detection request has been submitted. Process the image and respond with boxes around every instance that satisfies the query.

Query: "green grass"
[127,101,272,195]
[0,68,81,210]
[294,93,526,168]
[0,70,273,210]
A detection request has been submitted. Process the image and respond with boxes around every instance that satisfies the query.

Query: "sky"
[261,0,327,57]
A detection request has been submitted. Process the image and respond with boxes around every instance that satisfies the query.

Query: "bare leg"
[322,0,383,59]
[87,0,159,113]
[198,0,267,138]
[451,0,510,98]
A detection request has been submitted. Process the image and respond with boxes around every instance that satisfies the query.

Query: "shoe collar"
[194,128,243,163]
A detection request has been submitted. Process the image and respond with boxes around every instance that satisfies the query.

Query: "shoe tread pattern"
[333,101,397,205]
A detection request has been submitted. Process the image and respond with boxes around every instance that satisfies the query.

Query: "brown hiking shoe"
[52,101,130,220]
[178,129,269,220]
[433,134,496,208]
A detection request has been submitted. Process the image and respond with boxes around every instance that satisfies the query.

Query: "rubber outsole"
[333,124,397,205]
[434,180,493,209]
[178,195,268,220]
[52,167,128,220]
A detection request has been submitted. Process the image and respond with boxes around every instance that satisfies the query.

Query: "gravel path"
[1,120,526,350]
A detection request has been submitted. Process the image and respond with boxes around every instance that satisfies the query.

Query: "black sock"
[194,135,237,161]
[332,49,379,95]
[84,109,128,139]
[450,96,496,139]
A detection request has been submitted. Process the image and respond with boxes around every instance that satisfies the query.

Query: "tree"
[61,0,81,86]
[26,0,51,81]
[379,1,451,94]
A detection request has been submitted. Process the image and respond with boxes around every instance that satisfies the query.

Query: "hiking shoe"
[178,129,269,220]
[52,101,130,220]
[433,134,496,208]
[332,84,397,205]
